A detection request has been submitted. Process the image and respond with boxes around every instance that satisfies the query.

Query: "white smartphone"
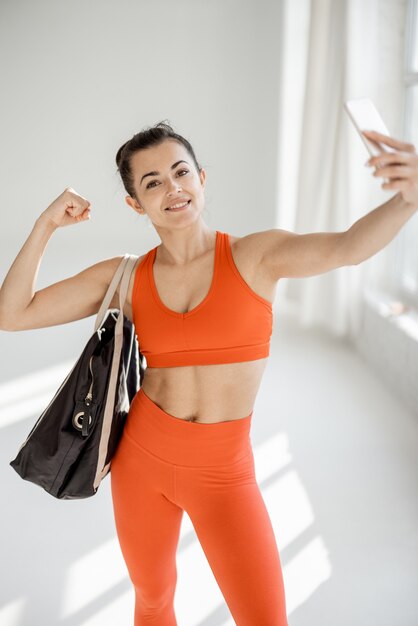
[344,98,397,157]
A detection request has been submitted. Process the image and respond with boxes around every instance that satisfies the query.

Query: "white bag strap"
[93,253,139,489]
[94,254,138,332]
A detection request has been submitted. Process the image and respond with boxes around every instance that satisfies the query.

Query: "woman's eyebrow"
[140,160,189,185]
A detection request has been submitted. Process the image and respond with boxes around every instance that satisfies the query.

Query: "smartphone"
[344,98,397,157]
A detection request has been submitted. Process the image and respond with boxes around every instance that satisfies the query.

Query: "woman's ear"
[199,168,206,189]
[125,195,144,213]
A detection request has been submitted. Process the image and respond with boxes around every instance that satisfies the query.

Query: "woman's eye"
[146,169,189,189]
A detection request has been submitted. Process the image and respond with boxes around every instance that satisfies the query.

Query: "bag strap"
[94,254,138,333]
[93,253,139,489]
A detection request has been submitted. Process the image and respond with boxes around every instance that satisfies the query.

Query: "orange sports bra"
[131,230,273,368]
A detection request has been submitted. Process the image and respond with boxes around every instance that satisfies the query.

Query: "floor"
[253,311,418,626]
[1,310,417,625]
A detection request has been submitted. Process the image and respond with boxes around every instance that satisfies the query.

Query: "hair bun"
[115,140,130,168]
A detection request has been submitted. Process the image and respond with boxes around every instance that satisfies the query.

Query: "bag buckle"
[72,400,95,437]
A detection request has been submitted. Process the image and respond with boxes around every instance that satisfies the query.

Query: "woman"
[1,121,417,626]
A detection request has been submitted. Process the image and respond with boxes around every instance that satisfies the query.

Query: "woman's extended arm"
[339,191,417,265]
[0,188,122,331]
[258,131,418,281]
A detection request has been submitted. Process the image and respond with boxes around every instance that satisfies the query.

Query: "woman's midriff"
[139,357,269,424]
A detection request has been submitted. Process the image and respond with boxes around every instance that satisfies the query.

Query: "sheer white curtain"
[277,0,408,339]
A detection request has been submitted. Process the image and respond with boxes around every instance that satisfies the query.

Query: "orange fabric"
[131,230,273,367]
[110,388,288,625]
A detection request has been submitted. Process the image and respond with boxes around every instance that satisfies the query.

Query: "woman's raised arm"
[0,188,123,331]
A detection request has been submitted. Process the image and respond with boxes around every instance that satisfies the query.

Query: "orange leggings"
[110,388,288,625]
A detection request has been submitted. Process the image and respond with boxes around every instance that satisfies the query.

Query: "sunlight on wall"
[67,587,134,626]
[0,598,27,626]
[252,431,293,478]
[252,436,332,613]
[60,537,130,620]
[0,359,77,428]
[263,466,316,549]
[284,537,332,614]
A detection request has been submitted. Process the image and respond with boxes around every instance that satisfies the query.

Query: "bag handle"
[93,252,139,489]
[94,254,138,333]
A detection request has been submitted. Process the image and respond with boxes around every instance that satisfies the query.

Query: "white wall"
[0,0,284,381]
[0,3,286,625]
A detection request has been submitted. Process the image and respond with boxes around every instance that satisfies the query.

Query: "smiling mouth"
[165,200,191,211]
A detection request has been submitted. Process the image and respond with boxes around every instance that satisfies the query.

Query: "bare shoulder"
[227,229,278,304]
[107,253,147,317]
[228,229,275,264]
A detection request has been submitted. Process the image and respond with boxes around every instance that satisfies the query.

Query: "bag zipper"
[73,355,95,436]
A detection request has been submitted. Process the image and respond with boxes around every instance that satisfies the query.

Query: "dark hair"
[115,120,203,201]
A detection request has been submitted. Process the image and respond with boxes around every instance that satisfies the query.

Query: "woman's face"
[126,139,206,227]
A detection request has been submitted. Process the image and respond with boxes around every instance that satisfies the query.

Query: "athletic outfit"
[110,230,288,625]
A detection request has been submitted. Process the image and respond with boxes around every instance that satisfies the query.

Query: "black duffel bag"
[9,254,146,499]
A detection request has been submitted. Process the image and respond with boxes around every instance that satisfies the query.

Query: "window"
[393,0,418,307]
